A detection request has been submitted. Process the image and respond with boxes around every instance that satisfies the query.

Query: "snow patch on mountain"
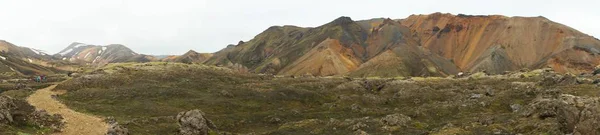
[73,43,86,48]
[60,49,73,55]
[84,52,91,59]
[92,56,101,63]
[29,48,46,55]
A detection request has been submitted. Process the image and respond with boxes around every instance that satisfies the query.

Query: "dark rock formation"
[177,109,217,135]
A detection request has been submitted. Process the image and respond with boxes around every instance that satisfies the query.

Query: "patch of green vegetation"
[54,63,600,134]
[0,124,54,135]
[0,75,66,99]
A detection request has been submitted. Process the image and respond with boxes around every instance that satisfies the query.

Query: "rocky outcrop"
[0,95,64,132]
[1,95,35,124]
[522,94,600,134]
[0,95,18,124]
[105,116,129,135]
[380,113,412,126]
[161,50,213,64]
[177,109,217,135]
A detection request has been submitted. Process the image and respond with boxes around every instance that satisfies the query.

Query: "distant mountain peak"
[184,50,199,55]
[329,16,354,25]
[55,43,150,66]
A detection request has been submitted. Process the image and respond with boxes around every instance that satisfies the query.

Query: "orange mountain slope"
[400,13,600,74]
[206,13,600,77]
[161,50,213,64]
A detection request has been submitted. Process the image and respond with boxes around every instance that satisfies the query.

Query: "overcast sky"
[0,0,598,55]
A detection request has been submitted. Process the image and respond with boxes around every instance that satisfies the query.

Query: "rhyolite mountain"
[205,17,459,77]
[55,42,156,66]
[161,50,213,64]
[54,43,215,66]
[0,40,67,75]
[205,13,600,77]
[400,13,600,74]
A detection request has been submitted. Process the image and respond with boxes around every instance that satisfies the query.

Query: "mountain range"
[3,13,600,77]
[206,13,600,77]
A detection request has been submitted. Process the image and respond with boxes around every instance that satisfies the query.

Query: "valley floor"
[48,63,600,135]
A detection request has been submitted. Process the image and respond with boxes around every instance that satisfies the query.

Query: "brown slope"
[207,13,600,77]
[205,17,369,75]
[278,38,362,76]
[350,19,459,77]
[206,17,458,76]
[400,12,600,74]
[162,50,213,64]
[0,40,65,75]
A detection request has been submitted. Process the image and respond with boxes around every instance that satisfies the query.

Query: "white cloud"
[0,0,598,55]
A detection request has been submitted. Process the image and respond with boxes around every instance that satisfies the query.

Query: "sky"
[0,0,598,55]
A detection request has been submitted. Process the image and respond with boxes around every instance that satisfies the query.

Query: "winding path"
[26,84,108,135]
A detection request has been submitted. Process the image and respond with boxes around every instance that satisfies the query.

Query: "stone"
[469,94,483,99]
[350,122,368,131]
[106,122,129,135]
[353,129,370,135]
[380,113,412,126]
[510,104,522,113]
[177,109,217,135]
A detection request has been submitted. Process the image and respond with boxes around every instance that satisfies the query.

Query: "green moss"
[53,64,596,134]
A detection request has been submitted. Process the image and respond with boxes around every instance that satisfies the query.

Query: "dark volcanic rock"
[525,94,600,134]
[0,95,34,124]
[177,109,217,135]
[0,95,64,132]
[106,116,129,135]
[380,113,412,126]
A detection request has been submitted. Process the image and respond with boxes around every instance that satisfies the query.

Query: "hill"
[206,13,600,77]
[161,50,213,64]
[55,42,156,66]
[0,40,67,76]
[400,13,600,74]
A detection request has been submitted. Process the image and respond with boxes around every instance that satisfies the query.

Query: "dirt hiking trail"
[26,84,108,135]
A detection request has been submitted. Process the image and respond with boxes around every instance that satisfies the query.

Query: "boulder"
[380,113,412,126]
[177,109,217,135]
[0,95,64,132]
[593,79,600,84]
[593,68,600,75]
[353,129,370,135]
[524,94,600,134]
[106,122,129,135]
[559,74,578,85]
[0,95,34,124]
[105,116,129,135]
[29,110,64,132]
[539,73,581,86]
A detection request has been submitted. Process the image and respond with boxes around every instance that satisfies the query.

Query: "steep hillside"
[55,42,156,65]
[400,13,600,74]
[206,17,457,76]
[161,50,213,64]
[0,40,65,76]
[207,13,600,77]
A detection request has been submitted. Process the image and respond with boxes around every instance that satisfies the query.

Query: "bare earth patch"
[26,84,108,135]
